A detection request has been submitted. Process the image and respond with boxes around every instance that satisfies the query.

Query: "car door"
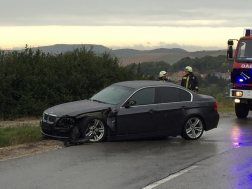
[116,87,158,135]
[156,87,192,132]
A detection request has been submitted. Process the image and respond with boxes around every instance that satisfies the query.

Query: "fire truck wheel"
[235,103,249,119]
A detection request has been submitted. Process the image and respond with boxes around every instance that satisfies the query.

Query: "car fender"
[106,108,118,132]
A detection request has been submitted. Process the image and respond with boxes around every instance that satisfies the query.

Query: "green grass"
[0,126,42,148]
[218,107,235,112]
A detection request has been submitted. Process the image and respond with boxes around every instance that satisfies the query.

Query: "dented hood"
[44,100,114,117]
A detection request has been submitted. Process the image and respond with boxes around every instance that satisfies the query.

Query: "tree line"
[0,46,154,119]
[126,55,233,76]
[0,48,234,119]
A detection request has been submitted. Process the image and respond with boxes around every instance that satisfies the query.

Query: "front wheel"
[81,117,107,142]
[235,103,249,119]
[181,117,204,140]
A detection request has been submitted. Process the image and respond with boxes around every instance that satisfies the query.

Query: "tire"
[235,103,249,119]
[181,117,204,140]
[80,117,107,142]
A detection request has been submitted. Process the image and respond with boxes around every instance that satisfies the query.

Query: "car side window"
[158,87,180,103]
[157,87,191,103]
[129,88,155,106]
[179,88,191,101]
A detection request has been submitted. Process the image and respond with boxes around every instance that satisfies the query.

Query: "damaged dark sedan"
[40,80,219,142]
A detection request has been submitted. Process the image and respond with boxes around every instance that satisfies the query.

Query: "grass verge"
[218,107,235,112]
[0,126,42,148]
[14,117,40,121]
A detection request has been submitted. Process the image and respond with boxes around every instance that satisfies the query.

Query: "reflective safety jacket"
[181,73,199,92]
[157,78,169,82]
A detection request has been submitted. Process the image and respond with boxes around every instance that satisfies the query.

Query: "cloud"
[0,0,251,27]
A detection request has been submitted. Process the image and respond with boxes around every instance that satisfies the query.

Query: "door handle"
[149,109,156,113]
[180,106,188,110]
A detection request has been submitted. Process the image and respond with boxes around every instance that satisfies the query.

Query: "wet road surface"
[1,116,252,189]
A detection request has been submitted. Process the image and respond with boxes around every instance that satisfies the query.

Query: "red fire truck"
[228,29,252,118]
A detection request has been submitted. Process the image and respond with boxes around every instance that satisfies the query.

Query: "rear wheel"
[181,117,204,140]
[235,103,249,119]
[81,117,107,142]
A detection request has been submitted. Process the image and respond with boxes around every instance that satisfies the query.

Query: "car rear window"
[157,87,191,103]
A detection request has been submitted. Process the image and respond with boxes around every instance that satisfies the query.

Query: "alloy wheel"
[85,119,105,142]
[184,117,203,139]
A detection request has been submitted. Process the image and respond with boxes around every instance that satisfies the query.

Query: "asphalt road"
[1,116,252,189]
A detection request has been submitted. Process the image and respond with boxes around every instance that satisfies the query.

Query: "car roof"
[113,80,181,89]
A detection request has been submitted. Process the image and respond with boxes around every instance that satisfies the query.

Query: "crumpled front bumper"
[40,118,72,139]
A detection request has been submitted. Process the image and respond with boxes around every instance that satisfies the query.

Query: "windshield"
[236,39,252,62]
[91,85,133,105]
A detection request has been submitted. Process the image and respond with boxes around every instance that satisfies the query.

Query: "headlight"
[234,99,241,103]
[232,91,243,97]
[48,115,56,122]
[43,112,57,123]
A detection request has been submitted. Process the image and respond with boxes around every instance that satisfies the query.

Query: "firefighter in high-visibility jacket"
[181,66,199,93]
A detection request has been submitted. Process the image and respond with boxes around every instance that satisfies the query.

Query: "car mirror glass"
[125,100,136,108]
[227,46,233,59]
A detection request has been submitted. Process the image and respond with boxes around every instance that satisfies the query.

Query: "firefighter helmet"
[159,71,167,77]
[185,66,193,72]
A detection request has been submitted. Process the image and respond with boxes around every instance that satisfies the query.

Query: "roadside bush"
[0,46,155,119]
[214,93,234,108]
[200,86,234,108]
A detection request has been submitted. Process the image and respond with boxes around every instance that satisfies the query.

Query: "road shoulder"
[0,112,238,162]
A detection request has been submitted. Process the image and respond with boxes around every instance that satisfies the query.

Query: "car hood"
[44,100,115,117]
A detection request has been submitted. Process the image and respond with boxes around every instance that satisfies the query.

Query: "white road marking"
[142,165,198,189]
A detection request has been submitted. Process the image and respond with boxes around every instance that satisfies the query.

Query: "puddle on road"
[233,141,252,147]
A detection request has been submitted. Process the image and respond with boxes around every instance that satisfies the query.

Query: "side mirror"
[125,100,136,108]
[227,45,233,60]
[228,40,233,46]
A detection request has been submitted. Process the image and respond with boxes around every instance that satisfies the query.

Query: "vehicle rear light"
[214,102,217,111]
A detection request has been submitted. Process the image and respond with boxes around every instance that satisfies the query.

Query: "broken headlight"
[57,117,75,128]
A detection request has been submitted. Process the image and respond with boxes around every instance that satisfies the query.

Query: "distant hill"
[148,48,187,53]
[4,44,227,66]
[32,44,111,54]
[111,49,142,56]
[111,48,189,65]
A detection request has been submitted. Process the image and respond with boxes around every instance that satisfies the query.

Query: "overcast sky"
[0,0,251,51]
